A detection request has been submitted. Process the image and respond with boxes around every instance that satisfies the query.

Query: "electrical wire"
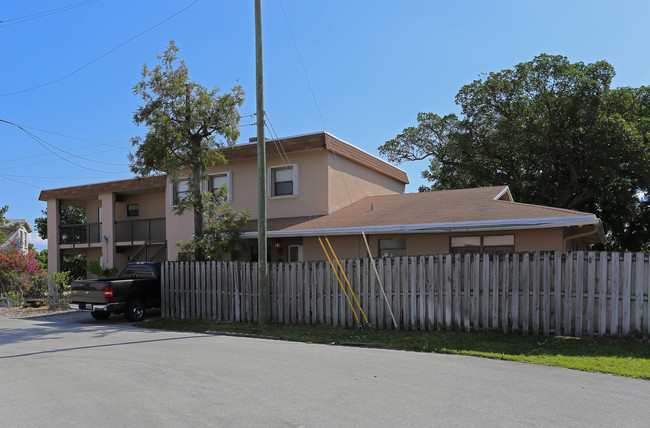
[277,0,398,329]
[0,119,130,174]
[0,146,130,171]
[0,0,199,97]
[0,0,99,28]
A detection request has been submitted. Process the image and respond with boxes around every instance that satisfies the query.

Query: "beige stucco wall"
[327,154,405,212]
[114,192,165,221]
[202,149,329,219]
[300,228,568,262]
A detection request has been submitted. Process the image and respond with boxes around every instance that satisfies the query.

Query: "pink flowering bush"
[0,235,48,304]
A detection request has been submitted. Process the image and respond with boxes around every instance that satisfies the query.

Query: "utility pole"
[255,0,268,324]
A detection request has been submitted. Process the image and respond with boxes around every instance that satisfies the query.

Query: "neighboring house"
[38,132,604,274]
[1,219,32,254]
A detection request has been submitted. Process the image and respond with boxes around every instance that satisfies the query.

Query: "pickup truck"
[69,262,161,322]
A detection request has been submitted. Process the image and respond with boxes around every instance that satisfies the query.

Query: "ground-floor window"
[378,238,406,257]
[450,234,514,254]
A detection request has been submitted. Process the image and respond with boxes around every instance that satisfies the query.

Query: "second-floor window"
[207,172,232,201]
[269,165,298,197]
[172,180,190,206]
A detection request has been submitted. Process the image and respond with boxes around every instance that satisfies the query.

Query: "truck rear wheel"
[91,311,111,320]
[125,300,145,322]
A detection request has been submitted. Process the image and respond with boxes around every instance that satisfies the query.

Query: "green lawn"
[142,318,650,379]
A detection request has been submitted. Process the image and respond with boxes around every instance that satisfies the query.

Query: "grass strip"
[142,318,650,380]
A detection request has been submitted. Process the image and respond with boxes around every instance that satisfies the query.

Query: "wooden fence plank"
[436,255,444,329]
[378,258,386,329]
[501,255,509,334]
[426,256,434,330]
[574,251,584,337]
[490,255,499,330]
[410,256,418,329]
[610,255,620,337]
[463,256,470,332]
[532,252,540,335]
[481,254,489,330]
[471,254,480,330]
[418,256,426,331]
[542,253,551,335]
[622,253,632,336]
[554,251,562,335]
[586,252,596,337]
[521,253,530,334]
[634,253,644,335]
[642,254,650,337]
[512,254,519,332]
[597,252,607,337]
[563,253,573,336]
[444,255,452,330]
[453,254,462,329]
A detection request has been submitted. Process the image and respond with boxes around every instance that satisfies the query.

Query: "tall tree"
[129,41,244,261]
[379,54,650,250]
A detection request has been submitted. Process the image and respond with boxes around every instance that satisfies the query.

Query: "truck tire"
[125,300,145,322]
[91,311,111,320]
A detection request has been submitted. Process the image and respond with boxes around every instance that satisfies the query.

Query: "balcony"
[59,223,101,246]
[115,217,165,244]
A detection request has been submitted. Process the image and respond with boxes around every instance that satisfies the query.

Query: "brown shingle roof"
[247,186,600,236]
[38,176,167,201]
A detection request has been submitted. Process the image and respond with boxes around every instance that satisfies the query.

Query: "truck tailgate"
[70,281,107,303]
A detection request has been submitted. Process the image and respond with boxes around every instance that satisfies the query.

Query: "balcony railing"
[59,222,101,246]
[115,217,165,243]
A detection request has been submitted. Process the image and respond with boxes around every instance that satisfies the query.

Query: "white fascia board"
[324,132,408,177]
[241,215,600,239]
[493,186,513,201]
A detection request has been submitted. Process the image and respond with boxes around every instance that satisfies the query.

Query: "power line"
[0,119,130,174]
[0,0,99,28]
[0,0,199,97]
[0,146,130,171]
[0,173,43,189]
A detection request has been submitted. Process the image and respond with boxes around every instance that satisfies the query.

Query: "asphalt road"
[1,313,649,427]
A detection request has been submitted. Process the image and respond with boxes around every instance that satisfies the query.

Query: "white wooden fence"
[161,251,650,338]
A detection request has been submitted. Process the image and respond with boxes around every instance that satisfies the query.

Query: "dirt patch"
[0,305,74,319]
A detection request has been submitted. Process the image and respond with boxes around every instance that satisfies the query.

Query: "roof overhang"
[241,215,601,239]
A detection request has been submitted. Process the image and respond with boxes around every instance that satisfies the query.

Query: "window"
[483,235,515,253]
[269,165,298,197]
[451,235,514,254]
[207,172,232,201]
[172,180,190,205]
[288,245,303,262]
[378,238,406,257]
[126,204,139,217]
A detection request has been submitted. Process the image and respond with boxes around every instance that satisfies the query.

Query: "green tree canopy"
[34,205,86,241]
[379,54,650,251]
[129,41,245,261]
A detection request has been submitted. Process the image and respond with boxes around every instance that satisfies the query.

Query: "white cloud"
[29,231,47,251]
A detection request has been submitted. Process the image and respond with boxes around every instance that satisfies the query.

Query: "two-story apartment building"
[39,132,604,274]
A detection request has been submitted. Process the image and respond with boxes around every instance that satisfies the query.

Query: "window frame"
[450,234,515,254]
[126,204,140,217]
[206,171,233,202]
[170,179,191,206]
[378,238,407,257]
[268,164,298,198]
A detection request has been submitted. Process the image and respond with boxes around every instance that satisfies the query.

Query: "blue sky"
[1,0,648,251]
